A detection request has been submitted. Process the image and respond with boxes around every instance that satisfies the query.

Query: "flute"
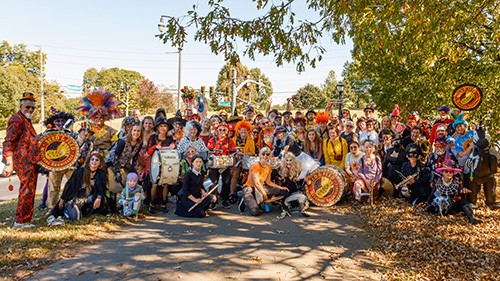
[188,185,218,212]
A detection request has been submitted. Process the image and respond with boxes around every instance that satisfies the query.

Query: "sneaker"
[229,193,238,204]
[13,222,36,229]
[46,215,56,226]
[238,199,246,212]
[38,203,47,210]
[148,206,157,214]
[221,200,231,209]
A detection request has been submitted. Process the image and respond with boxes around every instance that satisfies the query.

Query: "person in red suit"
[2,92,41,229]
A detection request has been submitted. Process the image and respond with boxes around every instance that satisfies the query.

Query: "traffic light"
[209,86,215,99]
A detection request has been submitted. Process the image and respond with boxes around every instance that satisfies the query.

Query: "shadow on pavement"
[29,205,382,281]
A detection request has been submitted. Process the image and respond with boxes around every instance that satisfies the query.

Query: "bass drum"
[305,165,348,207]
[150,149,180,185]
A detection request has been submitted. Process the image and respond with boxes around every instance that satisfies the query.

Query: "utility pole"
[39,46,44,124]
[231,68,237,116]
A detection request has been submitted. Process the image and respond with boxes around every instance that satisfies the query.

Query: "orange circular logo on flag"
[452,84,483,111]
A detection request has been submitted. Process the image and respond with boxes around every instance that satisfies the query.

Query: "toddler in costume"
[119,172,145,217]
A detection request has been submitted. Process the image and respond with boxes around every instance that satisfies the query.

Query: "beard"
[23,112,32,119]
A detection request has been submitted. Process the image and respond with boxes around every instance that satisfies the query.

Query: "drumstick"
[188,185,218,212]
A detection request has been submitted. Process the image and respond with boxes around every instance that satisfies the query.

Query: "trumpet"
[395,171,419,189]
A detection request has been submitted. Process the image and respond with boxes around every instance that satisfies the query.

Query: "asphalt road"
[0,174,47,201]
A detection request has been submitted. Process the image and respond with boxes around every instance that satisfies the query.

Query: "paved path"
[29,206,382,281]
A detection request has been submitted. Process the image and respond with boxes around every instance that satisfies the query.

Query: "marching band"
[3,86,499,228]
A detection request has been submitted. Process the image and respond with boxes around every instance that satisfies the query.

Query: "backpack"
[104,138,125,165]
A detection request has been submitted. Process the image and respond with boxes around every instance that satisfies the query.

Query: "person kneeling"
[175,155,216,218]
[239,147,289,216]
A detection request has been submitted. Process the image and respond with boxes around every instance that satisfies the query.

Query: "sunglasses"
[263,121,270,125]
[24,106,36,110]
[186,150,196,154]
[261,152,271,157]
[349,146,358,149]
[285,158,293,162]
[346,125,354,128]
[218,129,228,132]
[90,158,100,162]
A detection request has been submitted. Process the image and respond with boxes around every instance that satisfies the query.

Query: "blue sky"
[0,0,353,105]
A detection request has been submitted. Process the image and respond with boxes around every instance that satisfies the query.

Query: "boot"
[462,204,481,225]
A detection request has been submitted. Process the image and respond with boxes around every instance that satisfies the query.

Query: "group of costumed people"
[3,87,498,229]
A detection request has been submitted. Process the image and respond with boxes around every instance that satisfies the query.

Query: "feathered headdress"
[77,88,122,121]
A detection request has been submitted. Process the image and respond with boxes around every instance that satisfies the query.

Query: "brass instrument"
[395,170,419,190]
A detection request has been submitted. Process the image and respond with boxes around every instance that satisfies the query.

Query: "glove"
[115,172,122,183]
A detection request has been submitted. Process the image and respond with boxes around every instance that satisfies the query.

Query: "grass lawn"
[0,195,130,280]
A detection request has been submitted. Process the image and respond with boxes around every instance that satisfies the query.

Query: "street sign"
[218,101,231,107]
[67,85,83,92]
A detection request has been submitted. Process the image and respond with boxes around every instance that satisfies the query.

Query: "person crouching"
[239,147,289,216]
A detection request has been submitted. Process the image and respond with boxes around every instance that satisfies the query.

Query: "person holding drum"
[146,117,176,213]
[323,127,349,168]
[105,122,143,213]
[175,155,217,218]
[229,120,256,204]
[46,150,107,225]
[177,121,208,157]
[353,140,382,204]
[239,147,289,216]
[207,123,236,209]
[42,109,78,211]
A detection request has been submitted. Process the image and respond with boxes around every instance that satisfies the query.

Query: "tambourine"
[462,139,473,151]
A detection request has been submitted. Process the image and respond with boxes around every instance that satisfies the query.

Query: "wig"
[315,112,330,124]
[235,120,253,133]
[279,152,302,181]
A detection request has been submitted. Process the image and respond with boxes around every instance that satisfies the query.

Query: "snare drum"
[305,165,348,207]
[242,156,259,170]
[207,155,234,169]
[150,149,180,185]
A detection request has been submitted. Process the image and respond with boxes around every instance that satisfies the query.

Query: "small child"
[119,172,145,218]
